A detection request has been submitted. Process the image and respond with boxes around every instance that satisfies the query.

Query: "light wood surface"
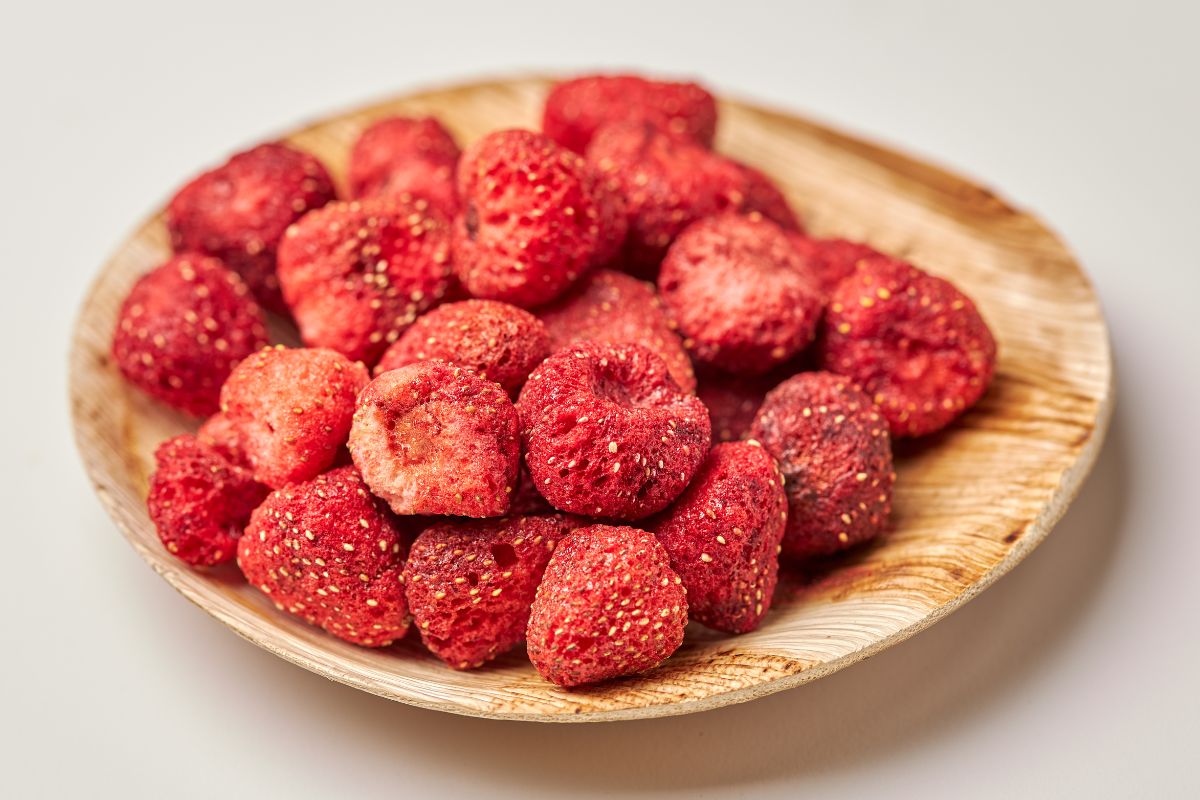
[68,76,1113,722]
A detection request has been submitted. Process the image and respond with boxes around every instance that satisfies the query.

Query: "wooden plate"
[69,76,1113,722]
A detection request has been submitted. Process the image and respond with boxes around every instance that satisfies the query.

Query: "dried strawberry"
[404,514,578,668]
[586,122,788,275]
[659,214,824,375]
[349,360,520,517]
[166,142,335,313]
[147,434,268,567]
[276,198,453,366]
[788,235,885,296]
[347,116,460,217]
[749,372,894,558]
[650,442,786,632]
[736,161,803,232]
[239,467,410,647]
[196,412,249,467]
[817,255,997,436]
[452,129,614,307]
[526,524,688,687]
[517,341,710,519]
[113,254,268,416]
[543,74,717,153]
[219,346,369,488]
[587,121,738,273]
[537,269,695,392]
[375,299,550,398]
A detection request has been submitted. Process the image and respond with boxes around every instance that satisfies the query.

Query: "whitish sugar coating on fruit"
[526,524,688,687]
[452,129,616,307]
[147,435,268,567]
[650,442,786,633]
[543,74,718,153]
[239,467,410,647]
[817,255,998,437]
[112,254,267,416]
[404,514,579,668]
[375,300,550,398]
[220,346,369,488]
[166,142,336,313]
[537,269,696,392]
[659,214,824,375]
[517,341,710,519]
[276,198,453,366]
[347,116,460,217]
[349,360,520,517]
[749,372,894,558]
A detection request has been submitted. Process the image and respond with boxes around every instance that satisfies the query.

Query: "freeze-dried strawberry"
[788,235,885,296]
[537,269,695,392]
[736,162,803,232]
[276,198,453,366]
[695,369,775,443]
[147,434,268,567]
[650,442,786,633]
[349,360,520,517]
[239,467,410,647]
[220,346,369,488]
[749,372,894,558]
[508,462,556,515]
[584,167,629,266]
[375,299,550,398]
[586,122,784,274]
[404,514,577,668]
[526,524,688,687]
[659,214,824,375]
[347,116,460,217]
[166,142,335,313]
[196,412,249,467]
[817,255,997,437]
[112,254,267,416]
[452,129,614,307]
[543,74,718,153]
[517,341,710,519]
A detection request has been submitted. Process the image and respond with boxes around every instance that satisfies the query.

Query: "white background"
[2,1,1198,797]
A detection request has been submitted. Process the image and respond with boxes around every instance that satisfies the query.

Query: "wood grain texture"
[69,76,1113,722]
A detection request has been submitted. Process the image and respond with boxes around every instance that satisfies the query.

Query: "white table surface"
[3,1,1197,796]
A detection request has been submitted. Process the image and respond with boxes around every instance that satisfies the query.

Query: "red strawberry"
[517,341,711,519]
[238,467,410,647]
[659,213,824,376]
[817,255,997,436]
[375,299,550,398]
[537,268,696,392]
[112,254,267,416]
[650,442,787,632]
[543,74,717,153]
[750,372,894,558]
[166,143,335,313]
[276,198,454,366]
[349,360,520,517]
[452,129,615,307]
[347,116,461,218]
[527,524,688,687]
[219,347,369,488]
[404,514,578,668]
[147,435,268,567]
